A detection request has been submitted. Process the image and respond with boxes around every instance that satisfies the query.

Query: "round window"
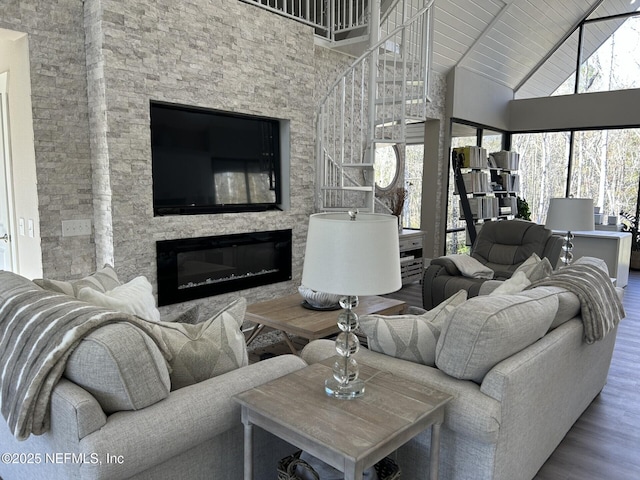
[374,144,399,190]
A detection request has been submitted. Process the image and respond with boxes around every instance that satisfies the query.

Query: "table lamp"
[545,197,595,266]
[301,211,402,399]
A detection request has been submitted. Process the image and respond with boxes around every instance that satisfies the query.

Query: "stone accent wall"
[90,0,339,317]
[1,0,447,318]
[0,0,96,279]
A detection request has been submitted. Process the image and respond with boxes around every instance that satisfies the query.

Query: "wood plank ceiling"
[430,0,639,99]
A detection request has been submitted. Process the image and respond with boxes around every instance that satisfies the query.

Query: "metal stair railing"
[240,0,370,41]
[315,0,434,212]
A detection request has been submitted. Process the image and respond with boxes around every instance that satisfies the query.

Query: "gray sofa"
[301,277,622,480]
[0,270,305,480]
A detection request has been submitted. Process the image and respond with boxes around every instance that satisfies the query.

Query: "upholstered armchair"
[422,220,563,310]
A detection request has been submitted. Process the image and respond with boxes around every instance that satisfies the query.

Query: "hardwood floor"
[387,271,640,480]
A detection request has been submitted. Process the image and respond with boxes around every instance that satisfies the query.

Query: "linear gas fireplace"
[156,229,292,306]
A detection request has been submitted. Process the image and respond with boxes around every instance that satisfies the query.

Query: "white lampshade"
[545,198,595,232]
[301,212,402,296]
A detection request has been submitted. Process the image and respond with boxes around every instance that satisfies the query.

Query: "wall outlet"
[28,219,34,238]
[61,219,92,237]
[19,218,25,236]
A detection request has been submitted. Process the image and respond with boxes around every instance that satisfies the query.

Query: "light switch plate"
[61,219,92,237]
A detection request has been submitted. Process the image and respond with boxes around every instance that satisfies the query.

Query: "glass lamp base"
[325,377,365,399]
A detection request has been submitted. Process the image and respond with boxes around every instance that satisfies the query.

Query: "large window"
[511,132,570,223]
[512,128,640,225]
[519,6,640,98]
[403,144,423,229]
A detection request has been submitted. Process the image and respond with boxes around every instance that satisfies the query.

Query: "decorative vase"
[397,215,403,233]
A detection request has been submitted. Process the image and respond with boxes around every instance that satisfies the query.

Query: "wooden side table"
[245,294,406,354]
[234,360,452,480]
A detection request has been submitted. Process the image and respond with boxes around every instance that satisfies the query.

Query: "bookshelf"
[452,147,521,244]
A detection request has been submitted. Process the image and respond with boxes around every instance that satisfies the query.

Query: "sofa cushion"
[435,291,558,383]
[519,286,581,329]
[149,298,248,390]
[64,323,171,414]
[359,290,467,366]
[34,264,121,297]
[78,276,161,322]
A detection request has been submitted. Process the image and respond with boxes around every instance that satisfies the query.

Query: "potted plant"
[516,196,531,221]
[619,209,640,270]
[379,185,408,232]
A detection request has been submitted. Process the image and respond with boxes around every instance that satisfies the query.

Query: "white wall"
[509,88,640,131]
[446,67,513,131]
[0,32,43,279]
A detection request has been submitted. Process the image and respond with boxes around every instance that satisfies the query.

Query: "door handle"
[1,233,9,243]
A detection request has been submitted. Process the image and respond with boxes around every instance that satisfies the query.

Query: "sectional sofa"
[302,261,623,480]
[0,269,304,480]
[0,258,624,480]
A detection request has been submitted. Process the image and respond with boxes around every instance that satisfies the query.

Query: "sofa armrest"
[480,319,618,480]
[429,256,462,275]
[78,354,307,480]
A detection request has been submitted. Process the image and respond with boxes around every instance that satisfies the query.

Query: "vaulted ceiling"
[430,0,639,99]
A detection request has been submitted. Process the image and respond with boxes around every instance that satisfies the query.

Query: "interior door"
[0,74,15,272]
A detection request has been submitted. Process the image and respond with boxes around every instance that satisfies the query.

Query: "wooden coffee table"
[234,359,452,480]
[244,294,406,354]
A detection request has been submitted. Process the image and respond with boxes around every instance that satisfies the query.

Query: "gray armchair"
[422,220,563,310]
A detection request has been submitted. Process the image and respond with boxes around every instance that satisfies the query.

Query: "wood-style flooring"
[386,271,640,480]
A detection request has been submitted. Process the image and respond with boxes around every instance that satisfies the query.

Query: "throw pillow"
[435,291,558,383]
[359,290,467,366]
[148,297,248,390]
[513,253,541,276]
[34,264,121,298]
[525,257,553,282]
[513,253,553,283]
[162,305,201,324]
[78,276,161,323]
[64,323,171,414]
[489,271,531,295]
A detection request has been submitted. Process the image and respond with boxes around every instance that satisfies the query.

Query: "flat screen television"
[151,102,284,215]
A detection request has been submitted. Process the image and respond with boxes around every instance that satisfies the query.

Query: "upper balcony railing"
[240,0,371,41]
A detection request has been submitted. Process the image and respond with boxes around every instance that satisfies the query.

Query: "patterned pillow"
[358,290,467,366]
[78,276,161,322]
[34,265,121,298]
[162,305,201,324]
[148,298,248,390]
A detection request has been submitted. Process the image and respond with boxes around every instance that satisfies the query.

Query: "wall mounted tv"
[151,101,289,215]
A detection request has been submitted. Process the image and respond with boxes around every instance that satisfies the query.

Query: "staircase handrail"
[317,0,434,109]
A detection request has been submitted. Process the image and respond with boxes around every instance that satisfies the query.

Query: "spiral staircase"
[242,0,435,212]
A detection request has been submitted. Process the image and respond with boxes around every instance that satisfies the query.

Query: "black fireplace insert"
[156,229,292,306]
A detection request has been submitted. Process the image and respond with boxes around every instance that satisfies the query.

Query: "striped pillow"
[34,265,121,298]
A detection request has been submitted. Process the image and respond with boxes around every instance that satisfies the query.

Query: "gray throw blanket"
[528,264,624,344]
[0,271,168,441]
